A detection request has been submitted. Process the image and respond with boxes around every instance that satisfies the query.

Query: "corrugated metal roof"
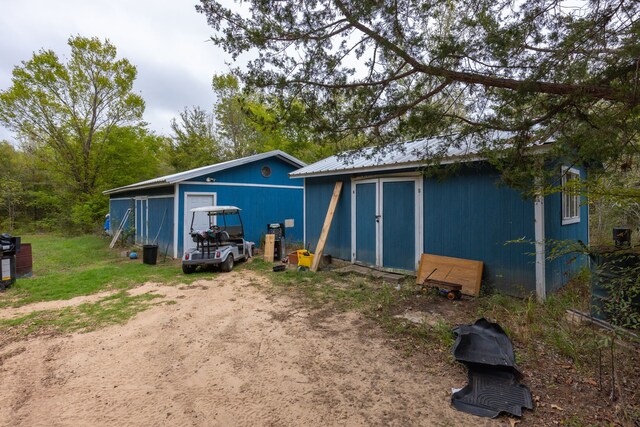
[104,150,307,195]
[290,137,479,178]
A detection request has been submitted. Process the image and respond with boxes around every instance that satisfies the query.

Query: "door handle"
[375,215,381,223]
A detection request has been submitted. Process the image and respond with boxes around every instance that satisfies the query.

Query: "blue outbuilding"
[291,139,588,299]
[104,150,306,258]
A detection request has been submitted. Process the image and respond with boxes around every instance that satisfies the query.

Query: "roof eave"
[103,181,170,195]
[290,154,484,178]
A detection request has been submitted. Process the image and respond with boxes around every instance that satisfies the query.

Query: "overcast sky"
[0,0,235,144]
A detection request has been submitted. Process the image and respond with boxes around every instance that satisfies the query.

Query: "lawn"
[0,234,196,335]
[0,234,192,308]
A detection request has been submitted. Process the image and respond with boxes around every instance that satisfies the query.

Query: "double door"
[352,177,422,271]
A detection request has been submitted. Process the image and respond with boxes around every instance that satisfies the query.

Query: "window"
[261,165,272,178]
[561,166,580,225]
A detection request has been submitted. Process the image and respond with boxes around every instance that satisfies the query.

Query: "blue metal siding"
[109,198,134,236]
[189,158,298,186]
[355,182,377,265]
[382,181,415,270]
[177,183,303,254]
[423,165,537,295]
[544,167,589,292]
[147,197,175,257]
[305,177,352,260]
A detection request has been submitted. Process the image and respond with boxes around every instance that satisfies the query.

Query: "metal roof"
[289,137,480,178]
[104,150,307,195]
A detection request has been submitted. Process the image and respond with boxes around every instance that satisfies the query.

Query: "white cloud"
[0,0,235,142]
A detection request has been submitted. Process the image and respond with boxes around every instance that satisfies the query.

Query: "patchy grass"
[0,234,194,308]
[245,260,640,426]
[476,270,599,369]
[244,259,457,353]
[0,233,198,337]
[0,291,164,335]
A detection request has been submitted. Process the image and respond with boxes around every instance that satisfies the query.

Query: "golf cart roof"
[189,205,241,214]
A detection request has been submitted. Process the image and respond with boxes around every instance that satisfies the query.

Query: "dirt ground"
[0,271,501,427]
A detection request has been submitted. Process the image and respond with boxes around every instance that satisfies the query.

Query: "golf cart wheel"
[221,254,234,272]
[182,264,196,274]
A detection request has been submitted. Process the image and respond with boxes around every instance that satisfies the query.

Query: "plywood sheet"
[264,234,275,263]
[416,254,483,297]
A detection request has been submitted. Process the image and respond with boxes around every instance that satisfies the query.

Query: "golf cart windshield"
[189,206,244,238]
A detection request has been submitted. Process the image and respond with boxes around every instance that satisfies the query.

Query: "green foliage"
[0,177,24,232]
[167,106,223,171]
[97,126,166,189]
[0,36,144,196]
[198,0,640,188]
[0,36,153,231]
[211,73,338,163]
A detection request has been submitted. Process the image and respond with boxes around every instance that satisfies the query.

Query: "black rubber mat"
[451,318,533,418]
[452,318,520,373]
[451,364,533,418]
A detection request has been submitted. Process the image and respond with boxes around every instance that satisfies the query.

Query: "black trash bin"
[143,244,158,265]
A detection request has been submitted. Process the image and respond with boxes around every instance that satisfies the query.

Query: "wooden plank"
[264,234,275,263]
[416,253,483,297]
[310,181,343,272]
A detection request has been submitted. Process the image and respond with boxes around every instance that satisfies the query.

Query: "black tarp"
[451,318,533,418]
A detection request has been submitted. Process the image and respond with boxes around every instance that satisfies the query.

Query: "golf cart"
[181,206,253,274]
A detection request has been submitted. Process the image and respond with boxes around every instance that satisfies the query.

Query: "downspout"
[534,180,546,301]
[173,183,179,258]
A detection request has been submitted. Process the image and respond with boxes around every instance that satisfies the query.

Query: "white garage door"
[183,193,216,252]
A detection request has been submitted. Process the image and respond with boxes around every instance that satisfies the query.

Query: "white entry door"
[183,193,216,252]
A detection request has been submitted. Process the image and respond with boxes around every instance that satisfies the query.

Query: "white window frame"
[561,166,581,225]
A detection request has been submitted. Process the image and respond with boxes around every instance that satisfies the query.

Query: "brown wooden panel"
[416,253,483,296]
[264,234,275,263]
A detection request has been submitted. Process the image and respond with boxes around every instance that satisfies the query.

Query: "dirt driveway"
[0,271,496,426]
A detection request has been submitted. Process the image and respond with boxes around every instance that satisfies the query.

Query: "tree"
[0,36,145,197]
[167,106,223,171]
[197,0,640,188]
[212,74,262,158]
[0,142,25,231]
[212,73,338,162]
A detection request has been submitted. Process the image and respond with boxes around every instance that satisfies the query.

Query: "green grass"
[0,291,165,335]
[0,233,201,335]
[1,234,195,308]
[475,271,601,368]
